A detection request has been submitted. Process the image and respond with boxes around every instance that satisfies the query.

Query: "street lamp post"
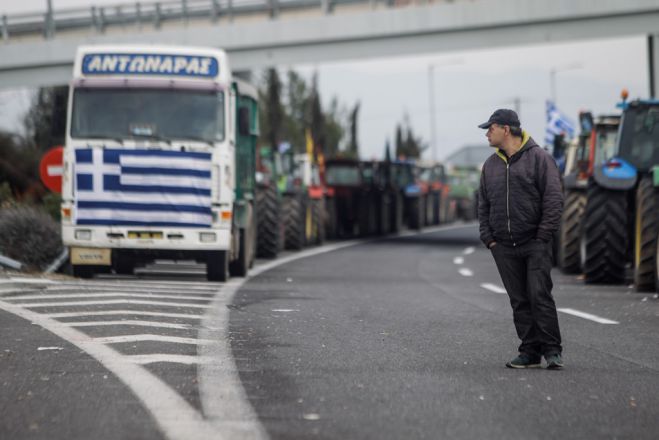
[550,63,582,105]
[427,59,463,162]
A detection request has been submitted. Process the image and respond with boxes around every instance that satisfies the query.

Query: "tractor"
[580,91,659,291]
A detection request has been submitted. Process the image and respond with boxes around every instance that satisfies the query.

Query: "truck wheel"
[207,250,229,282]
[256,185,280,259]
[283,195,304,250]
[558,190,586,273]
[580,181,627,284]
[229,229,248,277]
[72,265,96,279]
[633,176,659,291]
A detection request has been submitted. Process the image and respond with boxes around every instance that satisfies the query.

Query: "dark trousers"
[491,239,562,357]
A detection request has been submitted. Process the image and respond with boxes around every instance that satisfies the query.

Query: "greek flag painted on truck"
[74,148,212,227]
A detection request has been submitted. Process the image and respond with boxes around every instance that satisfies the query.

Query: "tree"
[23,86,68,153]
[345,102,360,159]
[259,68,284,150]
[394,113,427,159]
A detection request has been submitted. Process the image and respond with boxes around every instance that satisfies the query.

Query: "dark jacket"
[478,133,563,248]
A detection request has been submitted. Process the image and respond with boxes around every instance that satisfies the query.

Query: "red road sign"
[39,146,64,194]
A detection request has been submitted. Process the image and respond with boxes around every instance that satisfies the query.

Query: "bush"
[0,205,63,271]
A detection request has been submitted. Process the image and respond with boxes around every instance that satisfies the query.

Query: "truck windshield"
[326,165,361,186]
[617,106,659,171]
[71,88,225,143]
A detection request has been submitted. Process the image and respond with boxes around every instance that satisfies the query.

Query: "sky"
[0,1,650,161]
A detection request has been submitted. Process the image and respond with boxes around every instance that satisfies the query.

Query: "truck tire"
[229,228,248,277]
[283,195,304,250]
[558,190,586,274]
[633,176,659,291]
[207,250,229,282]
[72,265,96,279]
[256,185,280,258]
[580,181,627,284]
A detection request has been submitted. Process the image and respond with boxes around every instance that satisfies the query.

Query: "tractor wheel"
[283,195,304,250]
[256,185,281,259]
[391,193,403,233]
[311,198,325,245]
[580,181,627,284]
[206,250,229,282]
[633,176,659,291]
[408,197,422,230]
[558,190,586,274]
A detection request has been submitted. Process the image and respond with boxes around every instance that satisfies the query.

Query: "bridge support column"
[649,34,659,98]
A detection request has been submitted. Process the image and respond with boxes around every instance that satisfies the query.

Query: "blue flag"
[545,100,575,146]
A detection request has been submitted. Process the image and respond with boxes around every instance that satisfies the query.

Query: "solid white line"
[453,257,464,265]
[69,320,193,330]
[458,268,473,277]
[480,283,507,294]
[0,299,219,440]
[13,299,212,309]
[93,334,216,345]
[0,278,57,284]
[9,292,212,301]
[558,308,619,324]
[126,354,214,365]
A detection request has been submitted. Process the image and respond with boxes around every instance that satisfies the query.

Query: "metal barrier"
[0,0,404,41]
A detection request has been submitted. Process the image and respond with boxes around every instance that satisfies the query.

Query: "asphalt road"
[1,223,658,439]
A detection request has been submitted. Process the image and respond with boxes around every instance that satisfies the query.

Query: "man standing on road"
[477,109,564,370]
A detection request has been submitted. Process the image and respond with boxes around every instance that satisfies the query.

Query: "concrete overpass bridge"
[1,0,658,93]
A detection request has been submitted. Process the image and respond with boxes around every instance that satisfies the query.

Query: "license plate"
[71,247,111,266]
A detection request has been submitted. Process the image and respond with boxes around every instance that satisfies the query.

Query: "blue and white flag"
[74,148,213,227]
[544,100,575,146]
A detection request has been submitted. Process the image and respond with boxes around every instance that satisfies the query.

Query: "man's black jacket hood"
[478,134,563,248]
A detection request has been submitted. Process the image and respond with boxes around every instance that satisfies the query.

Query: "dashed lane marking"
[93,335,216,345]
[458,268,474,277]
[453,257,464,265]
[558,308,619,324]
[12,299,212,309]
[463,247,475,255]
[69,320,194,330]
[45,310,204,320]
[480,283,507,294]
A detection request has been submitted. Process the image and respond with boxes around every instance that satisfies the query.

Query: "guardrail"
[0,0,403,41]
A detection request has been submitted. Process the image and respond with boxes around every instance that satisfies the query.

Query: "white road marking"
[480,283,507,294]
[93,335,216,345]
[271,309,298,312]
[558,308,619,324]
[453,257,464,265]
[458,268,474,277]
[126,354,214,365]
[9,292,212,301]
[463,247,475,255]
[46,310,203,320]
[0,300,219,440]
[69,320,193,330]
[37,346,64,351]
[13,299,212,309]
[0,278,57,284]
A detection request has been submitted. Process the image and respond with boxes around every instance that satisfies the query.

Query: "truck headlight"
[200,232,217,243]
[75,229,92,240]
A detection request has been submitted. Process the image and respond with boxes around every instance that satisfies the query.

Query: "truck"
[61,45,259,281]
[580,91,659,290]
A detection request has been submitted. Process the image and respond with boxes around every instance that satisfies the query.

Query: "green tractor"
[447,166,480,221]
[580,93,659,291]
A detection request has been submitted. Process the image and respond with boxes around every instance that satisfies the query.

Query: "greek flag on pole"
[545,100,576,146]
[74,148,212,227]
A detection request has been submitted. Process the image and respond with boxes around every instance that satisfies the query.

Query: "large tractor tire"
[283,195,305,250]
[390,193,403,233]
[255,185,281,259]
[580,181,628,284]
[633,176,659,291]
[408,197,423,230]
[558,190,586,274]
[207,250,229,282]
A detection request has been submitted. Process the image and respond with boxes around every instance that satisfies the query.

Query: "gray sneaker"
[545,353,564,370]
[506,353,542,369]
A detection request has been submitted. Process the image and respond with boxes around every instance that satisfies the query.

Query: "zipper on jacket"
[506,162,516,246]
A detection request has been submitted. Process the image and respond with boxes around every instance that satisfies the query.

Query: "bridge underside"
[0,0,658,92]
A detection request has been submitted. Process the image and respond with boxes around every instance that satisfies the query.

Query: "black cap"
[478,109,521,129]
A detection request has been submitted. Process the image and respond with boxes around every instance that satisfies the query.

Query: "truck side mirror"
[238,107,250,136]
